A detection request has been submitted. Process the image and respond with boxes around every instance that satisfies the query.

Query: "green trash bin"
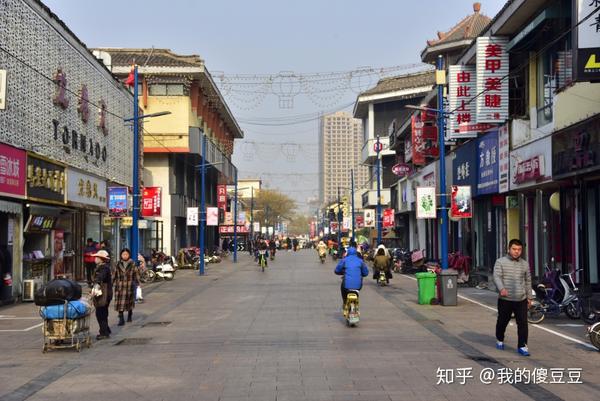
[415,272,437,305]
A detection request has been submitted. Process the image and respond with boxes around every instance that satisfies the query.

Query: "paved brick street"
[0,251,599,401]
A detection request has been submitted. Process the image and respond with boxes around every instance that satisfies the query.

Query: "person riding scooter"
[372,247,392,284]
[317,240,327,263]
[334,246,369,309]
[268,239,277,261]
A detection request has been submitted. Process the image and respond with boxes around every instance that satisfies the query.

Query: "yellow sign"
[585,54,600,69]
[102,216,112,226]
[121,216,133,227]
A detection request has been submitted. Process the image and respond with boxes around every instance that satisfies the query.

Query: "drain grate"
[114,338,152,346]
[142,321,172,327]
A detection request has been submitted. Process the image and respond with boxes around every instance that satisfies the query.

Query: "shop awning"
[0,200,21,215]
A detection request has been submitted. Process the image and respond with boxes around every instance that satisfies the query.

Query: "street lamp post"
[199,135,207,275]
[351,169,355,242]
[436,55,449,270]
[233,169,238,263]
[123,65,171,265]
[376,135,382,246]
[337,186,342,251]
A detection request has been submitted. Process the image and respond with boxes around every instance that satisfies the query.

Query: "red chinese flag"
[125,66,135,87]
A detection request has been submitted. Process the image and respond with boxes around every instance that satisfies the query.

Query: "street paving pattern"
[0,251,599,401]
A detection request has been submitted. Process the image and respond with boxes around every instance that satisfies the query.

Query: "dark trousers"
[496,298,528,348]
[340,282,360,304]
[85,262,95,284]
[95,305,110,336]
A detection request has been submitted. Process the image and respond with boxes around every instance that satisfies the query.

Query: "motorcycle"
[153,256,177,281]
[528,266,584,324]
[258,249,268,272]
[343,290,360,327]
[319,253,326,264]
[587,321,600,351]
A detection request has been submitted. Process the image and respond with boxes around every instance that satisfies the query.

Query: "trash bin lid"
[439,269,459,276]
[415,272,437,279]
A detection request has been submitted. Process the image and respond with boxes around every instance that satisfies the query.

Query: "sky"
[42,0,507,211]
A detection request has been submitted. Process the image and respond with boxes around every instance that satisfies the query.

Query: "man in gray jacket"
[493,239,532,356]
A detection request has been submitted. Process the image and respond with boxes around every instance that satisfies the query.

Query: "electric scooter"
[344,290,360,326]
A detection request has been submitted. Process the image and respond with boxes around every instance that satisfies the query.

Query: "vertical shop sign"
[206,207,219,226]
[448,65,478,139]
[187,207,198,226]
[0,143,26,198]
[217,185,227,210]
[363,209,375,227]
[141,187,161,217]
[411,115,426,165]
[476,37,509,124]
[476,130,499,195]
[498,124,510,193]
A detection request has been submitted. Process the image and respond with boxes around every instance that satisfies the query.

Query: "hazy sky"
[42,0,507,211]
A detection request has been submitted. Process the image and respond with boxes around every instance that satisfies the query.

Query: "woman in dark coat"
[91,250,112,340]
[113,248,140,326]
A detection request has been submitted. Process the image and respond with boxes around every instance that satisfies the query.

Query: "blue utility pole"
[199,135,206,275]
[351,169,355,242]
[131,65,140,263]
[233,169,238,263]
[437,55,449,270]
[376,135,382,246]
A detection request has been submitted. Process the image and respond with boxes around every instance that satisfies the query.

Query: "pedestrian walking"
[83,238,98,288]
[113,248,140,326]
[91,250,112,340]
[493,239,533,356]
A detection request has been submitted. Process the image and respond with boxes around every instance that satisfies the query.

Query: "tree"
[253,189,296,228]
[287,214,311,236]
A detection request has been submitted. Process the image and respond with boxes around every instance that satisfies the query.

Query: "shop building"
[93,48,243,257]
[0,0,134,301]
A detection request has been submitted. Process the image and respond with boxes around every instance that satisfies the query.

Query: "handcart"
[40,300,93,353]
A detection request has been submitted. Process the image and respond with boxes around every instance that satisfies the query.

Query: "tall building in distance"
[319,111,368,206]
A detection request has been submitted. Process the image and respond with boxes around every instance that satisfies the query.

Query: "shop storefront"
[411,162,438,260]
[66,168,108,280]
[0,143,26,303]
[553,116,600,290]
[451,139,478,265]
[510,135,557,279]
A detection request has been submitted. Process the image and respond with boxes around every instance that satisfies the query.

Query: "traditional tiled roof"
[360,70,435,97]
[101,48,204,68]
[426,3,491,47]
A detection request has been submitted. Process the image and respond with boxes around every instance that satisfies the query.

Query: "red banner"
[382,209,395,228]
[0,143,26,198]
[356,215,364,229]
[141,187,162,217]
[450,186,472,218]
[310,221,316,238]
[217,184,227,210]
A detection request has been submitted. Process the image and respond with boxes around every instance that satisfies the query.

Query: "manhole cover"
[115,338,152,346]
[142,321,172,327]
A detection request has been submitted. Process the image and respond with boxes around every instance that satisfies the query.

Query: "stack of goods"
[35,279,89,319]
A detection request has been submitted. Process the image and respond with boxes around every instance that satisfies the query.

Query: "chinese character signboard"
[416,187,436,219]
[187,207,198,226]
[141,187,161,217]
[476,130,499,195]
[363,209,375,227]
[219,225,249,234]
[217,184,227,210]
[411,115,426,165]
[552,118,600,179]
[66,168,107,208]
[26,154,65,204]
[498,124,510,193]
[448,65,478,139]
[108,187,129,217]
[576,0,600,81]
[510,136,552,190]
[0,143,26,198]
[476,37,509,124]
[382,209,395,227]
[450,186,472,219]
[452,139,478,192]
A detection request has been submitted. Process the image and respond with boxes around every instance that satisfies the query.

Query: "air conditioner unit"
[22,279,38,302]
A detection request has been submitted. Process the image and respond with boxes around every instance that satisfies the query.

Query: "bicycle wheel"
[527,304,545,324]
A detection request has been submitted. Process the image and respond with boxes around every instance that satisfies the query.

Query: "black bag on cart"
[34,279,82,306]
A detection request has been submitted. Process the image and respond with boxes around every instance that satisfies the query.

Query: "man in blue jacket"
[334,246,369,307]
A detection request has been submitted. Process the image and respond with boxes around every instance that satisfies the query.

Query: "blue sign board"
[476,130,499,195]
[108,187,129,217]
[452,139,478,192]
